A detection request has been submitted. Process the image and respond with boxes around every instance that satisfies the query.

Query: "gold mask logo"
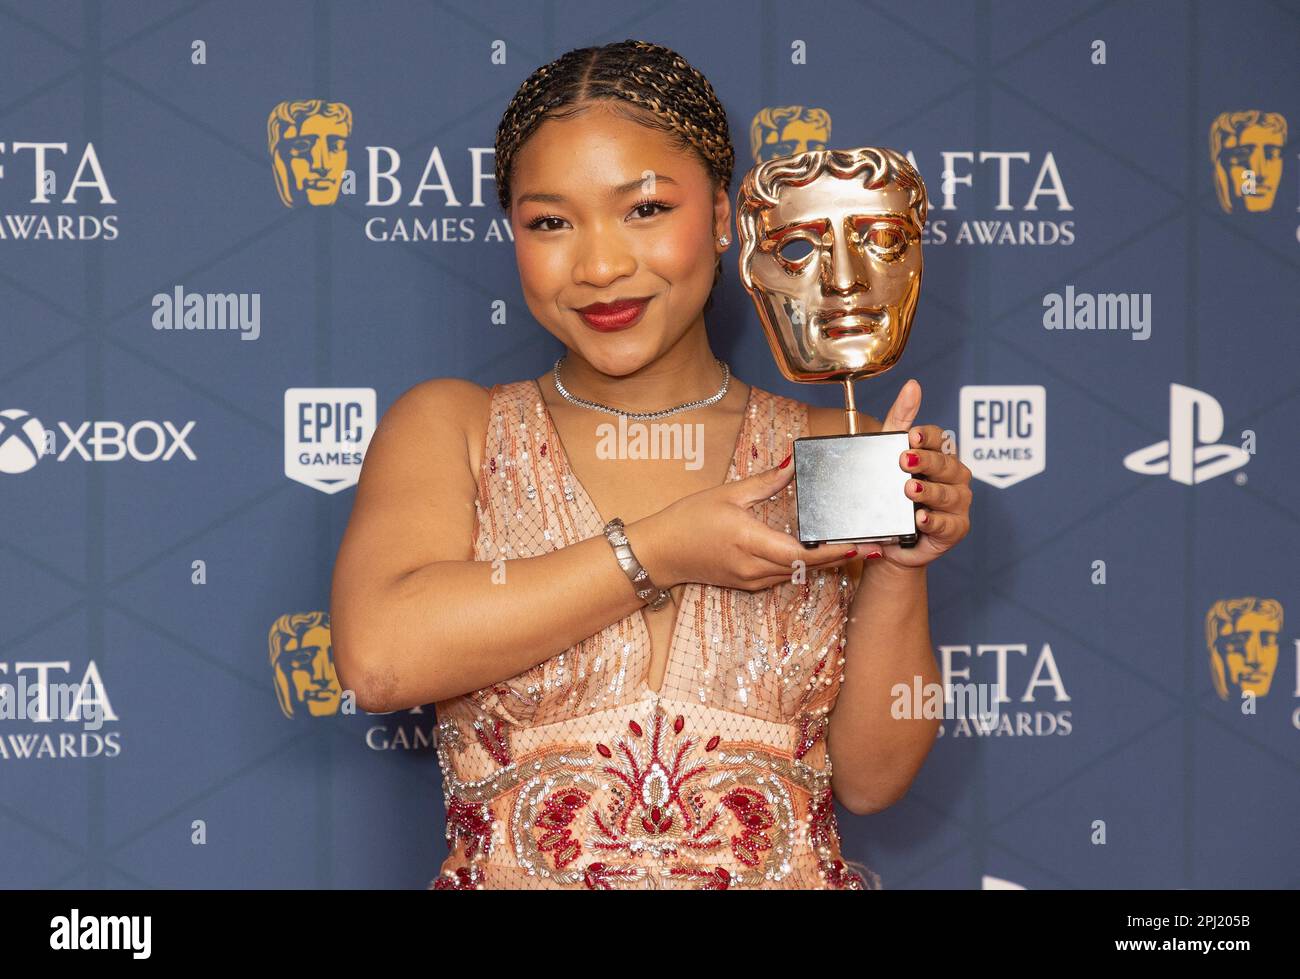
[1206,597,1282,701]
[750,106,830,162]
[1209,111,1286,213]
[268,100,353,207]
[270,611,341,717]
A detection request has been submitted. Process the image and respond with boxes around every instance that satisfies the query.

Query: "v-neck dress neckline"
[529,376,756,698]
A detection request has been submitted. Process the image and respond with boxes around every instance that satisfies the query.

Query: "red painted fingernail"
[911,480,922,494]
[845,549,858,558]
[906,452,919,468]
[778,452,792,469]
[867,551,883,559]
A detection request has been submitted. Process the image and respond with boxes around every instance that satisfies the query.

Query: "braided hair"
[494,39,736,307]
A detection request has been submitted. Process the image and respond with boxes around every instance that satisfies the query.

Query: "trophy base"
[792,431,919,548]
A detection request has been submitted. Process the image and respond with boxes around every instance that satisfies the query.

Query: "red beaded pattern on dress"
[427,379,880,890]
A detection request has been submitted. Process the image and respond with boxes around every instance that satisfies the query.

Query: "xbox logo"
[0,409,47,474]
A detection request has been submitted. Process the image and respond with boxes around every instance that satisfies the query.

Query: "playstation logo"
[1123,383,1250,485]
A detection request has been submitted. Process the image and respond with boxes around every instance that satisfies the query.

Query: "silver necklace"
[551,356,731,421]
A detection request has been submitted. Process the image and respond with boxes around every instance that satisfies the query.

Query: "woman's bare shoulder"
[393,376,491,413]
[384,377,490,432]
[335,378,492,626]
[356,378,491,487]
[395,377,493,472]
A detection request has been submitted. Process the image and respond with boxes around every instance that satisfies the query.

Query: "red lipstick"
[576,296,652,332]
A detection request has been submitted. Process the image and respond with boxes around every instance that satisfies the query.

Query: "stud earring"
[718,234,730,246]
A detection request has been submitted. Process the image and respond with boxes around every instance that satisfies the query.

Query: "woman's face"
[509,102,729,376]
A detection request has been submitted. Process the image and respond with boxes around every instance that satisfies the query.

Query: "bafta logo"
[1209,110,1286,213]
[750,106,831,162]
[270,611,341,717]
[268,99,353,207]
[1206,597,1282,700]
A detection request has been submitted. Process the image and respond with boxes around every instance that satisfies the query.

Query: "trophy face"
[737,148,928,546]
[737,147,927,384]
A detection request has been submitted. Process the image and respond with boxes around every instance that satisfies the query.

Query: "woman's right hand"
[630,454,864,593]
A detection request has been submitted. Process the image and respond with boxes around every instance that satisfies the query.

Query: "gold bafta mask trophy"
[737,146,927,547]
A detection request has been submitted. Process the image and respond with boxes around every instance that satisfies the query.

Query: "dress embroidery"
[428,378,880,890]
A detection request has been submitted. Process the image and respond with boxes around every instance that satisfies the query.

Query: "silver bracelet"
[602,517,671,611]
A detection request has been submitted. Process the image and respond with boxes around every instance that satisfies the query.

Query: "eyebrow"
[766,213,912,239]
[516,174,679,206]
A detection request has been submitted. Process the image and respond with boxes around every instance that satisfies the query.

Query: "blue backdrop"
[1,0,1297,889]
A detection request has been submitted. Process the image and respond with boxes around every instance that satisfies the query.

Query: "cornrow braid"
[494,39,736,304]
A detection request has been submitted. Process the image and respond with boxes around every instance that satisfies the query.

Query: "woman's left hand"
[864,378,972,570]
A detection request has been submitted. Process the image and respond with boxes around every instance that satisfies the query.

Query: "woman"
[330,39,972,890]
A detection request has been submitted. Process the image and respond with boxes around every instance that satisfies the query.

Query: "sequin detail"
[429,379,879,890]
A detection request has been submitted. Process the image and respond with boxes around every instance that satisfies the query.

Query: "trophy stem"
[841,377,859,435]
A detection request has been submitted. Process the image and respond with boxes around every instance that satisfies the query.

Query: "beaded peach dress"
[429,377,881,890]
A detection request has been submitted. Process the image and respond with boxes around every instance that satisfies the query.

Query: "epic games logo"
[959,385,1046,490]
[284,388,375,494]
